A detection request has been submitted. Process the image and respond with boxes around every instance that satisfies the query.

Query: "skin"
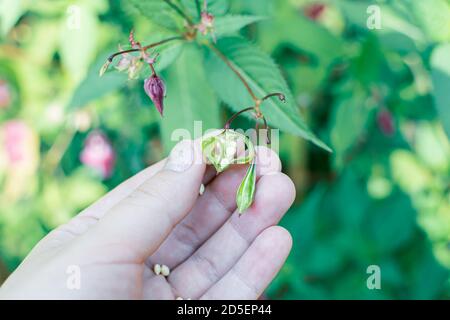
[0,139,295,300]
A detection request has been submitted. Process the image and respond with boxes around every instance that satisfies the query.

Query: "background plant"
[0,0,449,299]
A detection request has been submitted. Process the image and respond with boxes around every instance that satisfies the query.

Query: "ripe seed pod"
[153,264,161,275]
[202,130,255,173]
[161,264,170,277]
[144,74,166,116]
[236,161,257,215]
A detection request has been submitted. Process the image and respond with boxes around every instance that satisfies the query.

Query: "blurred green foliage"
[0,0,449,299]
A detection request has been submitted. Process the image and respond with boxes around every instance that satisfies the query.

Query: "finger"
[201,226,292,300]
[167,172,295,298]
[33,160,168,252]
[79,139,206,261]
[78,159,166,219]
[147,146,282,269]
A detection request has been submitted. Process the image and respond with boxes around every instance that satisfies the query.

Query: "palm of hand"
[0,145,294,300]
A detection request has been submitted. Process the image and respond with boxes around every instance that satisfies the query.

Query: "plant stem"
[164,0,194,26]
[143,36,184,50]
[107,36,183,63]
[224,107,254,129]
[207,43,258,102]
[262,92,285,102]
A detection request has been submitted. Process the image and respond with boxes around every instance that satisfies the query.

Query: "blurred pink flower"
[0,120,39,200]
[303,3,326,20]
[0,80,11,109]
[377,109,396,136]
[2,120,34,165]
[80,131,115,179]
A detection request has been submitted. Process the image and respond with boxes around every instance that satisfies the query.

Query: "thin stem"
[149,63,156,76]
[142,36,184,50]
[107,48,139,62]
[207,43,258,102]
[224,107,254,129]
[262,92,286,102]
[164,0,194,25]
[107,36,183,63]
[254,116,270,145]
[262,116,271,145]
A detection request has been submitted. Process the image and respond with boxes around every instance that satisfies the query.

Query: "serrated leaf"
[160,44,221,151]
[204,37,331,151]
[430,43,450,138]
[214,15,265,37]
[181,0,229,20]
[129,0,184,30]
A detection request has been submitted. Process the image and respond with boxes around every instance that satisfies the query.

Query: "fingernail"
[165,140,194,172]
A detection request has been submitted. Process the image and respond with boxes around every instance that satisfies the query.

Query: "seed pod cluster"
[202,130,257,215]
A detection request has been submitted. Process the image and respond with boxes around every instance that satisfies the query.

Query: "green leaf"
[214,15,265,37]
[430,43,450,138]
[365,191,416,254]
[204,37,331,152]
[181,0,229,20]
[160,44,221,152]
[68,54,128,110]
[0,0,25,36]
[260,1,343,66]
[330,86,374,167]
[129,0,184,30]
[411,0,450,42]
[59,3,99,82]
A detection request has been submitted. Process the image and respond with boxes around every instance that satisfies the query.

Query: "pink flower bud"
[303,3,326,21]
[0,80,11,109]
[80,131,115,179]
[144,74,166,116]
[377,109,396,136]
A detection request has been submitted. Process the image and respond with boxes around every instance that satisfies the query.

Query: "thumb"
[83,139,205,261]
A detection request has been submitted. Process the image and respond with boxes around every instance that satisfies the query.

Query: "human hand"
[0,139,295,299]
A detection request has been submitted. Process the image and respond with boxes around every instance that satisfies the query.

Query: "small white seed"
[176,297,183,300]
[153,264,161,275]
[199,183,205,195]
[161,264,170,277]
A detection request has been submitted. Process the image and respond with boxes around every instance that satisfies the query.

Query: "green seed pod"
[236,161,256,215]
[202,130,255,173]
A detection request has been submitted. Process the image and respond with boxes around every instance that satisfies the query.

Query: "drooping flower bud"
[144,74,166,116]
[99,59,112,77]
[80,130,115,179]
